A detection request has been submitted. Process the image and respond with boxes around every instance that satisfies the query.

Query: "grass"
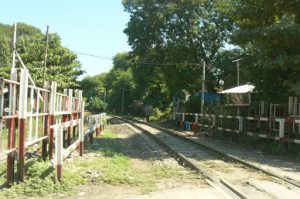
[0,129,204,198]
[0,158,86,198]
[77,129,204,193]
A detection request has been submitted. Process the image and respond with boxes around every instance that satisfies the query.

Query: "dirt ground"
[66,120,224,199]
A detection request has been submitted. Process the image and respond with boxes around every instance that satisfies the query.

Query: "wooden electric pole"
[42,25,49,86]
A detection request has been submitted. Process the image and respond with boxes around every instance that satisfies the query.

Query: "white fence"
[174,112,300,149]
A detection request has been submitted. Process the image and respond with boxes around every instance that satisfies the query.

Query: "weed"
[0,158,85,198]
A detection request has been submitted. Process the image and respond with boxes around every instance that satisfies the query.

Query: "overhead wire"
[73,50,202,67]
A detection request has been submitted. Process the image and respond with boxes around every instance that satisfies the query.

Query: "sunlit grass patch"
[0,158,85,198]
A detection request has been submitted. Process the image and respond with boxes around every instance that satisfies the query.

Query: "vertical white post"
[19,69,29,121]
[29,88,34,141]
[35,90,40,139]
[79,101,85,156]
[9,70,18,114]
[68,89,73,112]
[50,82,57,115]
[238,116,243,133]
[55,125,63,180]
[18,69,29,182]
[277,119,285,138]
[195,114,198,123]
[277,118,285,152]
[78,90,83,111]
[182,113,185,122]
[49,82,57,160]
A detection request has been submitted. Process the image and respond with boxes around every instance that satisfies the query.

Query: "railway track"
[115,116,300,199]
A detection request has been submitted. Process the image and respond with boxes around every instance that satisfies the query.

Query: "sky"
[0,0,131,79]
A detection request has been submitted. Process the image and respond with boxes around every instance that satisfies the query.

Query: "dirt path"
[67,119,220,199]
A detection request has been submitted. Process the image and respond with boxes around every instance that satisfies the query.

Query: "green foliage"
[233,0,300,101]
[0,22,84,88]
[149,108,163,121]
[123,0,235,94]
[87,96,108,113]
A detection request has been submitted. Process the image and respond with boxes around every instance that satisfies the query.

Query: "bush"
[87,97,107,113]
[149,107,172,122]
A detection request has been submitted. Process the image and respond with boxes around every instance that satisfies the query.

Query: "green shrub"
[87,97,107,112]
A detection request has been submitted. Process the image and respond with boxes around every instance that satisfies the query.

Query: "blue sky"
[0,0,131,79]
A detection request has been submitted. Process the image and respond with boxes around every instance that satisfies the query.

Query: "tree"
[80,74,108,112]
[123,0,235,94]
[233,0,300,101]
[105,67,135,114]
[0,22,84,88]
[87,97,108,113]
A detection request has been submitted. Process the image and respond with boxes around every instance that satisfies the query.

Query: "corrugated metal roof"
[219,84,255,94]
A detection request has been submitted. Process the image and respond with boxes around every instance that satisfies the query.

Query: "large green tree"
[233,0,300,102]
[123,0,235,94]
[0,23,84,88]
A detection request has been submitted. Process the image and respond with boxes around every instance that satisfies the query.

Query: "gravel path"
[162,123,300,183]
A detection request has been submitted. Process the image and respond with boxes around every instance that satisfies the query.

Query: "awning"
[219,84,255,94]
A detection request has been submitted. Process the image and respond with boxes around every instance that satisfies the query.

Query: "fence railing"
[0,68,107,184]
[174,112,300,150]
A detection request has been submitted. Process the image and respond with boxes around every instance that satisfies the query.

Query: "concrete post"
[18,69,29,182]
[55,126,63,181]
[49,82,57,160]
[277,119,285,152]
[79,101,85,156]
[7,69,17,185]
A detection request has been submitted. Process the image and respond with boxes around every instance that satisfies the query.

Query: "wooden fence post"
[49,82,57,160]
[7,69,17,185]
[18,69,29,182]
[55,126,63,181]
[79,101,85,156]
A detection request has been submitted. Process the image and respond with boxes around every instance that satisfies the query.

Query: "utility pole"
[233,58,243,116]
[43,25,49,86]
[201,61,206,124]
[12,22,17,70]
[232,58,243,86]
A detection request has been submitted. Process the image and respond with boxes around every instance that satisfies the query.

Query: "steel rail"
[116,116,247,199]
[128,117,300,189]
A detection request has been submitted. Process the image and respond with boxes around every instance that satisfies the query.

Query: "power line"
[74,51,113,60]
[73,50,201,67]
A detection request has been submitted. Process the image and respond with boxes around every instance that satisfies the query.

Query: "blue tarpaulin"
[196,92,221,104]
